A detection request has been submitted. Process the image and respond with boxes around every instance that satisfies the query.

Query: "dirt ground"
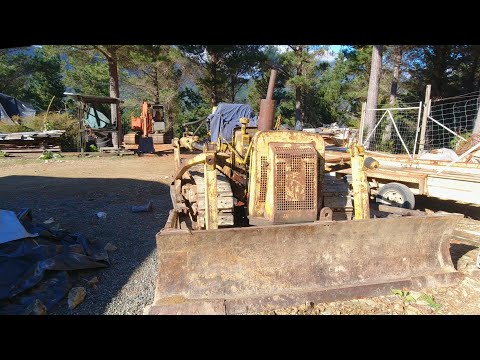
[1,151,479,315]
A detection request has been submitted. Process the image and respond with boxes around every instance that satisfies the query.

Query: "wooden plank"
[367,154,480,173]
[337,167,425,184]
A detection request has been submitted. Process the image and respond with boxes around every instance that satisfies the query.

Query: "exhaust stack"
[257,69,277,131]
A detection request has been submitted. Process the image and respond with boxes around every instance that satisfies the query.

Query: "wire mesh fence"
[362,102,422,157]
[425,91,480,151]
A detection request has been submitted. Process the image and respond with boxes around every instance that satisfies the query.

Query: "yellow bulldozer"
[145,70,463,315]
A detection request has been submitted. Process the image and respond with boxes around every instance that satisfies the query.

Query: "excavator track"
[189,165,235,228]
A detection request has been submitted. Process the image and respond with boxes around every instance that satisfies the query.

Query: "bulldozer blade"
[147,211,463,315]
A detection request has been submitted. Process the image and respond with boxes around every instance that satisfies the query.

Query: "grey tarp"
[0,93,36,124]
[208,103,257,143]
[0,210,38,244]
[0,209,109,314]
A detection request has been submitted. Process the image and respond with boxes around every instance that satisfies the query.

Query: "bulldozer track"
[190,165,234,228]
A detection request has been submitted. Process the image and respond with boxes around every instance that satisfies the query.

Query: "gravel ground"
[1,152,479,315]
[0,153,175,315]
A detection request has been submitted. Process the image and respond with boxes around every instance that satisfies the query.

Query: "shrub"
[20,112,79,151]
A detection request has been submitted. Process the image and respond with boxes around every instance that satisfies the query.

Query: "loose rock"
[104,243,117,252]
[68,287,86,310]
[88,276,99,287]
[31,299,47,315]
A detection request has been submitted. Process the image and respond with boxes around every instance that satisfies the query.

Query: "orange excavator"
[123,101,168,153]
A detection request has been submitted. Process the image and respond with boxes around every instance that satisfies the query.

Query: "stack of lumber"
[0,130,65,153]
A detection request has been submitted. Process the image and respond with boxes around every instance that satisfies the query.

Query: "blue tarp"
[0,209,110,314]
[0,93,36,125]
[208,103,257,143]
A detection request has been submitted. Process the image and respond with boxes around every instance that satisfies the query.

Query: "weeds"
[39,151,64,160]
[418,293,442,311]
[392,289,416,303]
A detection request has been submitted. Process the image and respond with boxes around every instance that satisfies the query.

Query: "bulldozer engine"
[145,69,464,315]
[248,131,324,224]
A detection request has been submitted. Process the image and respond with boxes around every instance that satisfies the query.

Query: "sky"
[330,45,342,53]
[276,45,343,63]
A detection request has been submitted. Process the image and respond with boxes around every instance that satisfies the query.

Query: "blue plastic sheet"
[0,93,36,124]
[0,210,109,314]
[208,103,257,143]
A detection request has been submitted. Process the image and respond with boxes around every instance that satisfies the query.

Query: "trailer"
[336,152,480,208]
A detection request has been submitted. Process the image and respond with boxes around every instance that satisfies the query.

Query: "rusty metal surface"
[149,212,463,314]
[350,144,370,220]
[148,272,464,315]
[248,131,325,219]
[204,149,218,230]
[266,69,277,100]
[319,207,333,221]
[268,143,318,223]
[257,99,276,131]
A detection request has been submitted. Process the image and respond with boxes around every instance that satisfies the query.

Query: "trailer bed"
[335,152,480,205]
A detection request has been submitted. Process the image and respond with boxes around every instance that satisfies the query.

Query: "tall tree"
[0,47,65,110]
[364,45,383,146]
[280,45,327,129]
[223,45,265,102]
[283,45,311,129]
[381,45,406,143]
[179,45,264,106]
[179,45,231,106]
[247,45,288,113]
[121,45,183,135]
[389,46,403,104]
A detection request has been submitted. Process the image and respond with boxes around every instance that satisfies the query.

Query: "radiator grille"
[274,146,317,214]
[259,156,268,203]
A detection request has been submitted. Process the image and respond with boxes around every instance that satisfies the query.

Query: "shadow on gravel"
[0,175,171,315]
[450,243,478,270]
[416,195,480,220]
[135,149,174,157]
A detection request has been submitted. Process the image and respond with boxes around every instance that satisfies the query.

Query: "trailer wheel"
[376,182,415,209]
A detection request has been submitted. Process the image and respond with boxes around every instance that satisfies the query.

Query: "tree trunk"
[294,48,303,130]
[165,105,173,138]
[106,49,122,147]
[431,45,449,98]
[389,47,402,104]
[153,68,160,103]
[364,45,383,148]
[383,46,402,143]
[295,87,302,130]
[231,77,236,103]
[210,52,218,107]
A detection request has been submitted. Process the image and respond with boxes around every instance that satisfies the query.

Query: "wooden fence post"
[418,84,431,154]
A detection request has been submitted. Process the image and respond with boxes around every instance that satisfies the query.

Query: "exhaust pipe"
[258,69,277,131]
